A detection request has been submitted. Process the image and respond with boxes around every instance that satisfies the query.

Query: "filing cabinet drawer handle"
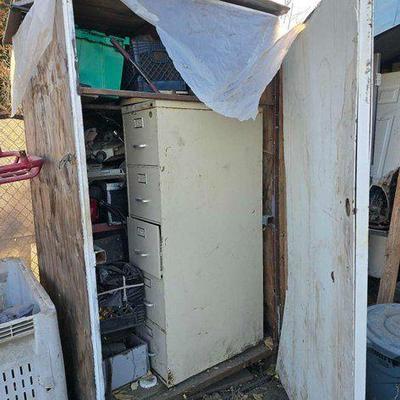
[135,197,151,203]
[148,352,156,357]
[132,144,148,149]
[134,249,149,257]
[144,300,154,308]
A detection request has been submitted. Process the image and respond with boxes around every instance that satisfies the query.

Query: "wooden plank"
[190,369,254,399]
[73,0,288,36]
[262,74,286,342]
[124,343,273,400]
[259,84,275,106]
[219,0,289,15]
[92,223,124,234]
[73,0,146,36]
[12,0,33,5]
[377,174,400,303]
[22,1,103,399]
[3,8,24,45]
[80,86,199,103]
[276,0,372,398]
[353,0,373,394]
[277,70,288,318]
[262,80,279,340]
[3,1,34,45]
[158,344,273,399]
[82,103,121,111]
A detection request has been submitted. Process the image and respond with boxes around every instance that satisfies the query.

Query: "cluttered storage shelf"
[72,9,266,399]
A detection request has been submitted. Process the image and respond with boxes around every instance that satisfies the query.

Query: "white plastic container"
[368,229,388,278]
[0,258,68,400]
[102,334,149,390]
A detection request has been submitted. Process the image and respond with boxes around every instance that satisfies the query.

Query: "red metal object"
[92,223,124,234]
[0,148,44,185]
[90,198,100,224]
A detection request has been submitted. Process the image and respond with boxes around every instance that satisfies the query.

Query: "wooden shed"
[4,0,372,399]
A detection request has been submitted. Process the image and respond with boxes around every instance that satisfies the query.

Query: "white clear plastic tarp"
[121,0,320,120]
[11,0,56,116]
[11,0,320,120]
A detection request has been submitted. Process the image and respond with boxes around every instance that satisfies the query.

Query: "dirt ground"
[113,361,289,400]
[200,362,289,400]
[202,378,288,400]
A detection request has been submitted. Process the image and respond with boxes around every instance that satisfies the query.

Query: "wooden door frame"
[261,72,287,343]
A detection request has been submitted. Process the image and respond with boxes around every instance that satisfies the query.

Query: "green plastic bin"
[75,28,129,90]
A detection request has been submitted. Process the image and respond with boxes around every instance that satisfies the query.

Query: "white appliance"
[123,100,263,386]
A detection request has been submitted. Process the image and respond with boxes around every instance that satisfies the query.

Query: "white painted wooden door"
[371,71,400,182]
[277,0,372,399]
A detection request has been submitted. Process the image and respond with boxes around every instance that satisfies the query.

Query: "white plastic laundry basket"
[0,258,68,400]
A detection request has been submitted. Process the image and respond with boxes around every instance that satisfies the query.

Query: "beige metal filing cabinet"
[122,100,263,386]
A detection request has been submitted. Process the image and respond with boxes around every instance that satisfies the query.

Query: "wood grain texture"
[73,0,146,36]
[277,72,288,311]
[276,0,371,398]
[262,80,278,339]
[72,0,288,39]
[22,1,100,399]
[262,75,287,342]
[81,86,199,103]
[378,175,400,303]
[3,8,24,45]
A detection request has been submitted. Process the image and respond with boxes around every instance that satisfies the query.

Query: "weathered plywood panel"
[277,0,371,398]
[22,0,103,399]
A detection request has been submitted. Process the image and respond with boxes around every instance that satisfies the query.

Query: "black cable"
[95,112,122,129]
[97,263,145,321]
[98,200,128,233]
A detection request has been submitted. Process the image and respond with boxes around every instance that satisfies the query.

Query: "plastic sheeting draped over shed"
[120,0,320,120]
[11,0,320,120]
[11,0,55,116]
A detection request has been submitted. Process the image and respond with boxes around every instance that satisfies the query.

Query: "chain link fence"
[0,2,39,278]
[0,117,39,279]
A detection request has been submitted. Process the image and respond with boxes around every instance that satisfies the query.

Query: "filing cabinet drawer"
[127,165,161,224]
[143,273,166,329]
[128,217,162,279]
[137,319,168,382]
[123,109,159,166]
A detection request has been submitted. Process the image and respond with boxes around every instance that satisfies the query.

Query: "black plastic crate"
[123,39,186,92]
[97,263,146,334]
[100,304,146,335]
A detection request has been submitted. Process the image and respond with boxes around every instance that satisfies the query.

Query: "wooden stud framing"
[262,72,287,342]
[377,174,400,303]
[80,86,199,102]
[277,73,288,312]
